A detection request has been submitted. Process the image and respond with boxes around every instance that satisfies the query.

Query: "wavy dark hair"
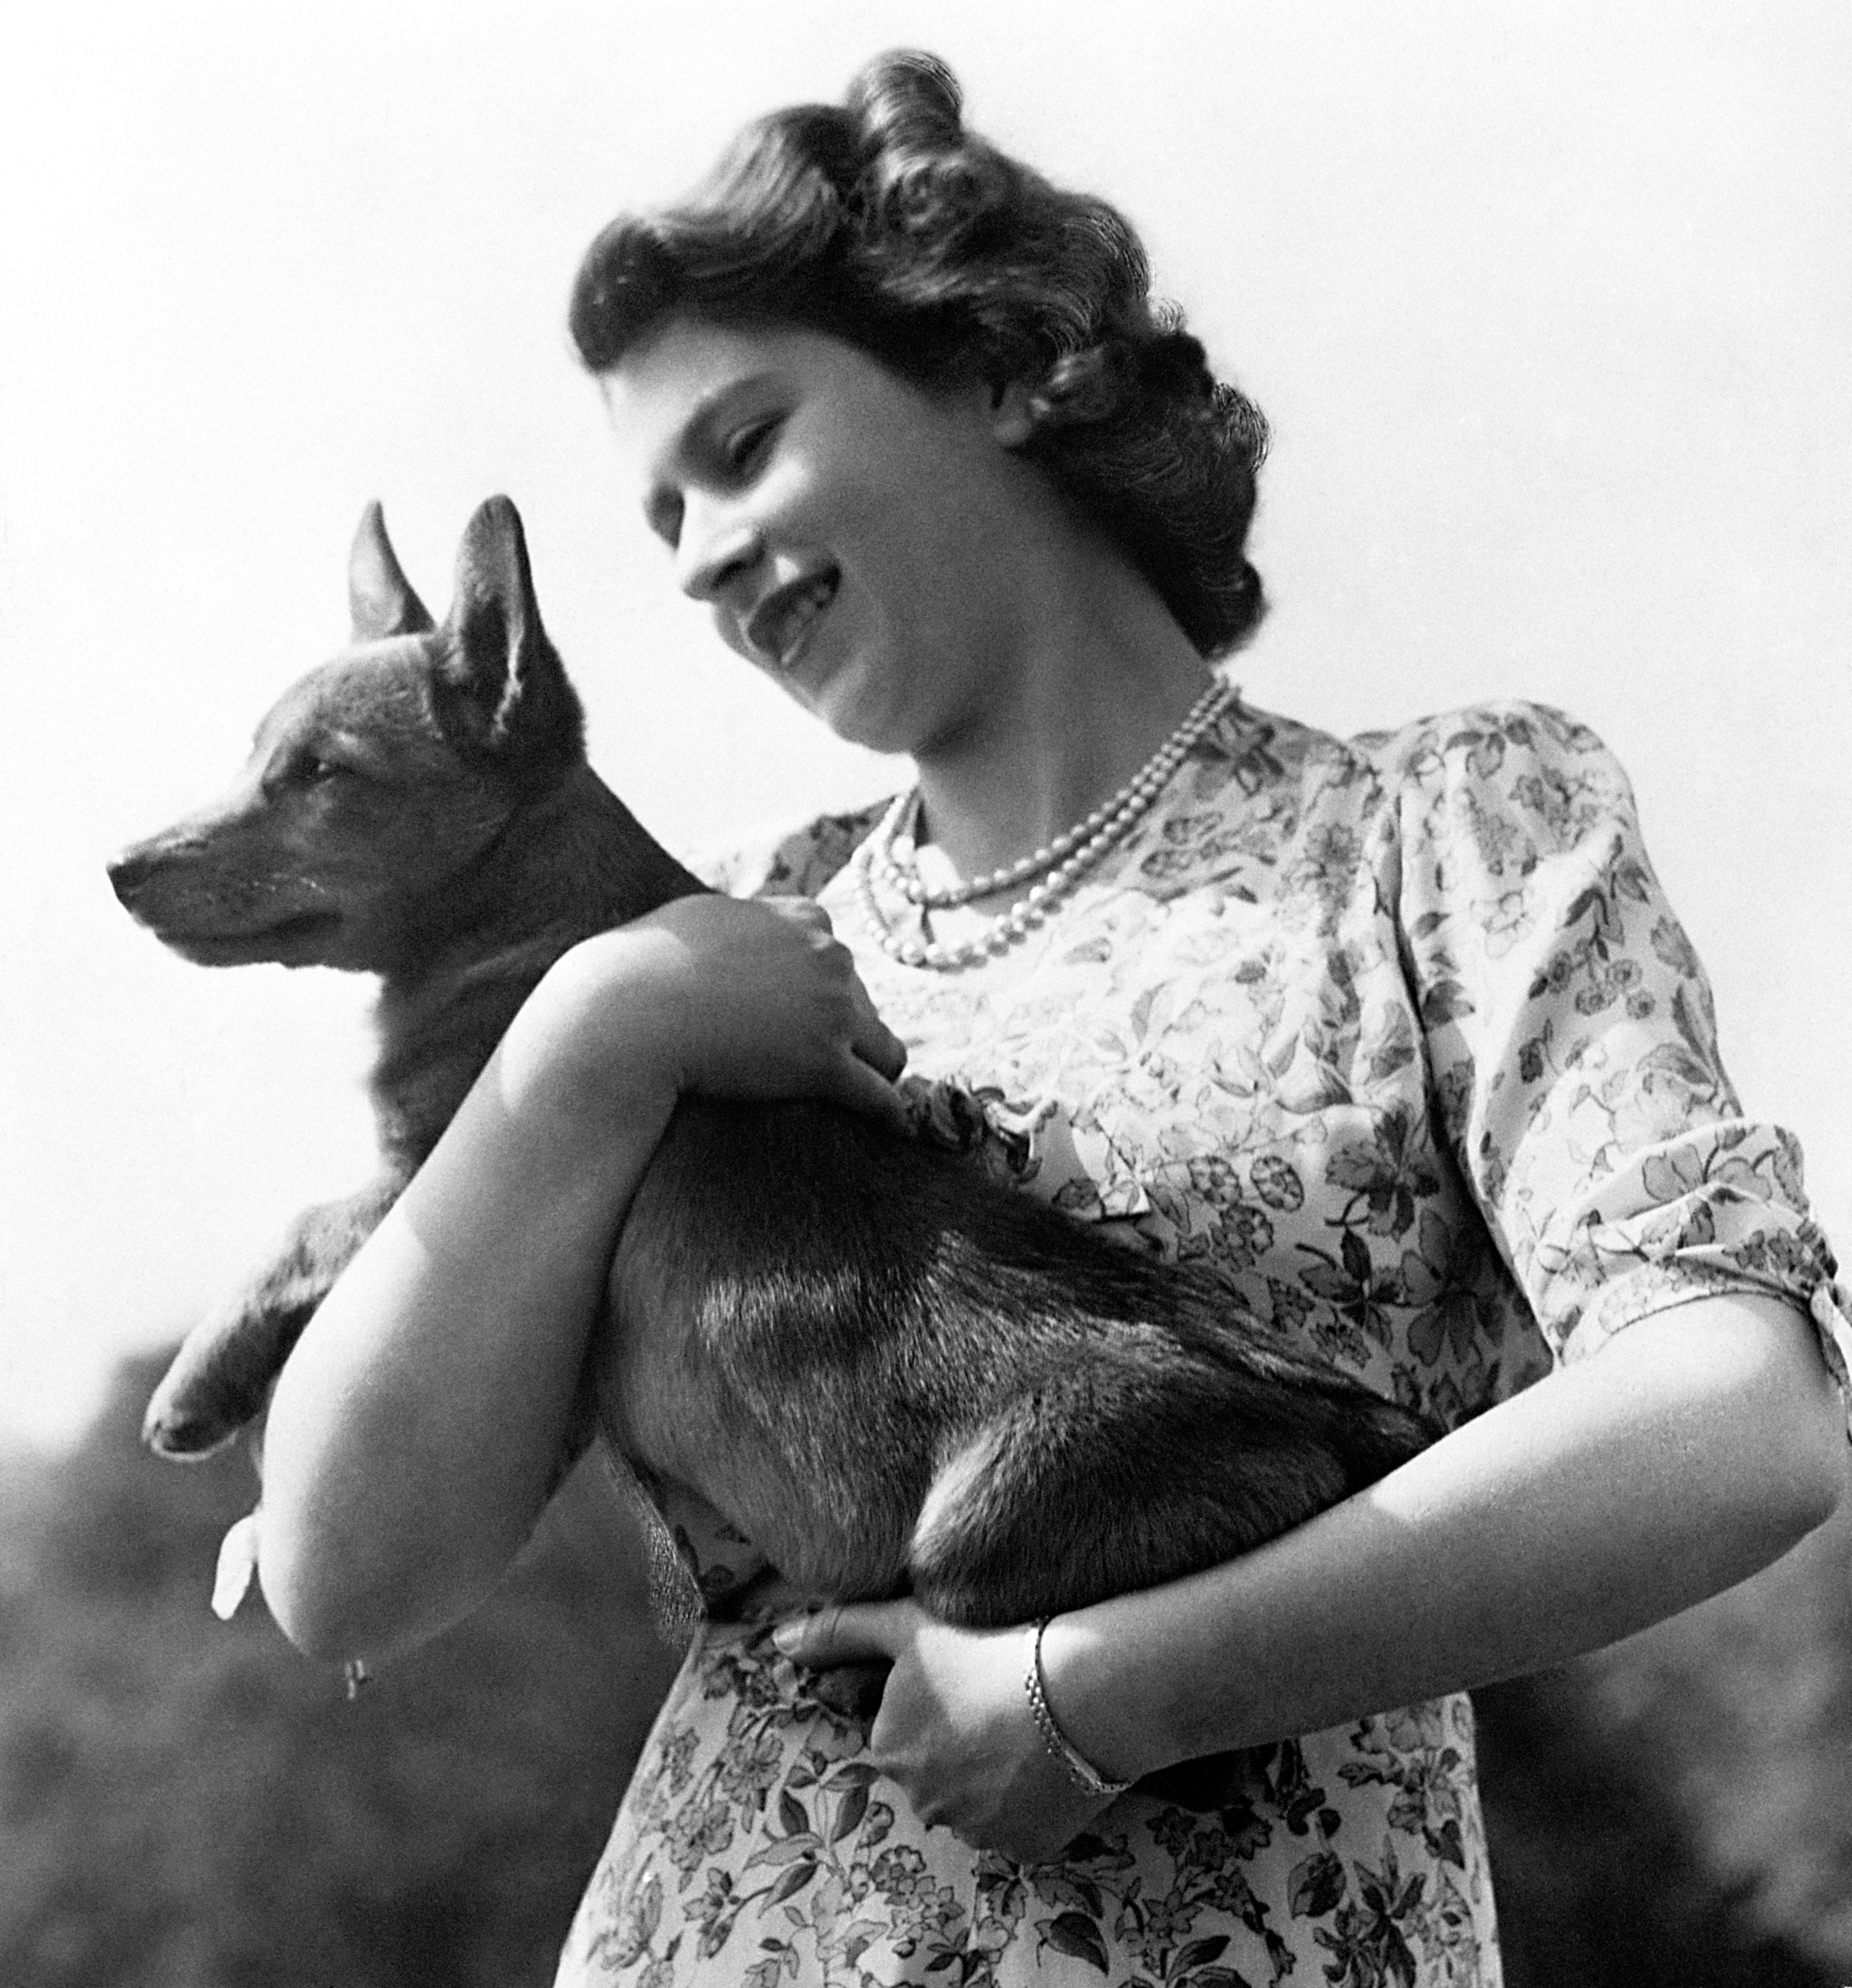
[571,52,1269,657]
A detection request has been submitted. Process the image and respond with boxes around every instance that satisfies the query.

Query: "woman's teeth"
[771,575,837,667]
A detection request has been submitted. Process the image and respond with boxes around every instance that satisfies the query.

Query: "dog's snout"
[108,846,156,902]
[108,838,191,908]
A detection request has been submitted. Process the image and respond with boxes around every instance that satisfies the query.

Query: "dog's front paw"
[142,1396,249,1459]
[142,1307,293,1459]
[142,1400,242,1460]
[143,1181,398,1461]
[142,1273,333,1458]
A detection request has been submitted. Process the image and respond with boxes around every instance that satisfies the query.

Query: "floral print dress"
[556,695,1852,1988]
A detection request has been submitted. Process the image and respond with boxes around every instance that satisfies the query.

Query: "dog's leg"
[143,1174,404,1457]
[908,1321,1430,1632]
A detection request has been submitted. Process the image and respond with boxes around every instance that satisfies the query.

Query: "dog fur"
[112,497,1431,1676]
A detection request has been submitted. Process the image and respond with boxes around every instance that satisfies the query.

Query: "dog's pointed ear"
[349,501,435,639]
[439,496,583,779]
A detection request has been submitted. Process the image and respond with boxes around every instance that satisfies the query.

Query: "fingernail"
[771,1621,801,1654]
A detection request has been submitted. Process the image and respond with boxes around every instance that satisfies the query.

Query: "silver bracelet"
[1023,1617,1133,1798]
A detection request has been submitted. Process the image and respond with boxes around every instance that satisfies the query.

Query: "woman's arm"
[777,1290,1848,1860]
[259,895,907,1666]
[1057,1290,1844,1765]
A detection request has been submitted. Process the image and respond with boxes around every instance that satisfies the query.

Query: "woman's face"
[602,316,1040,755]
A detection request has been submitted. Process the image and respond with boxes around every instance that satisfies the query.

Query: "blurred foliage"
[1,1348,1848,1986]
[1478,1502,1852,1988]
[0,1350,681,1987]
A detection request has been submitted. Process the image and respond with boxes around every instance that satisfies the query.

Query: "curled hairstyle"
[571,52,1269,656]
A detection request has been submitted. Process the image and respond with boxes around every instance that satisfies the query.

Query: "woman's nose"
[677,500,762,602]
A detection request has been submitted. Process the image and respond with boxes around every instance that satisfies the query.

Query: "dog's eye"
[289,754,342,786]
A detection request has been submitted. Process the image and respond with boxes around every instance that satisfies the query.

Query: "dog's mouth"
[159,909,346,966]
[112,845,349,964]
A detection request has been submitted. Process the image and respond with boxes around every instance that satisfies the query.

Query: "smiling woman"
[571,60,1268,663]
[232,45,1852,1988]
[606,325,1032,737]
[600,318,1210,772]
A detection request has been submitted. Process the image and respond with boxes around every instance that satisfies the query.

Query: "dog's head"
[109,498,586,974]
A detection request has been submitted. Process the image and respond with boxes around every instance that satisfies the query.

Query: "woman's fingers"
[773,1597,916,1666]
[763,894,834,934]
[775,1604,1117,1860]
[763,895,910,1113]
[848,975,909,1083]
[826,1055,914,1136]
[586,892,909,1129]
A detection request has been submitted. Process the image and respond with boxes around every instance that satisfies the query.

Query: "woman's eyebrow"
[678,371,785,460]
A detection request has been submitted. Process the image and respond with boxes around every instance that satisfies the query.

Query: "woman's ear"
[988,378,1037,449]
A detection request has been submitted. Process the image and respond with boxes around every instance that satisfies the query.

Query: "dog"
[111,498,1431,1742]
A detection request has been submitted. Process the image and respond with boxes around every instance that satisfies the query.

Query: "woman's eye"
[723,418,779,472]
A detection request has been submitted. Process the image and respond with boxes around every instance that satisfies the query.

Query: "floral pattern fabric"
[557,695,1851,1988]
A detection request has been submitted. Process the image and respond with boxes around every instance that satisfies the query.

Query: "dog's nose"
[108,846,155,901]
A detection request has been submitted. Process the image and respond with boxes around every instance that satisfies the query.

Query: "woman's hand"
[512,893,909,1132]
[773,1600,1120,1864]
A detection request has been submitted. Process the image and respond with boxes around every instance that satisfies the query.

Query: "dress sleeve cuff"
[1808,1279,1852,1434]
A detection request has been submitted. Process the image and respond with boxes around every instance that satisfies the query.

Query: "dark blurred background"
[2,1349,1847,1987]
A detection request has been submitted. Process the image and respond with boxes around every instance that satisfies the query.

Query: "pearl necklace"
[856,679,1235,972]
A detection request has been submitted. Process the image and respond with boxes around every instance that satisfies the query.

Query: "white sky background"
[1,3,1847,1448]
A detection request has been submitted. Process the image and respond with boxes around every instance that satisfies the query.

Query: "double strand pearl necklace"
[856,678,1235,972]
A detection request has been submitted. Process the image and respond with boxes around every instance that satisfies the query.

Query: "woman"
[258,52,1850,1986]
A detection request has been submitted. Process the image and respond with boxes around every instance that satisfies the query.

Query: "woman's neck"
[909,567,1217,889]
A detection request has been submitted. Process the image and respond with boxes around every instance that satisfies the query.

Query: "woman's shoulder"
[683,797,892,900]
[1349,697,1614,772]
[1229,692,1613,775]
[1224,693,1634,821]
[1347,699,1647,861]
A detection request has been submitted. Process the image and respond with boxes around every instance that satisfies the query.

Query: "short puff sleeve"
[1384,702,1852,1425]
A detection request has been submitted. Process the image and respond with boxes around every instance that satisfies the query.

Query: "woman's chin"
[812,693,916,759]
[783,656,907,756]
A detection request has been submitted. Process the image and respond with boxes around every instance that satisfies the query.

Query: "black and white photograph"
[2,6,1848,1983]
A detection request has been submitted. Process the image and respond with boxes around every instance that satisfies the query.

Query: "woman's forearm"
[1044,1293,1848,1778]
[258,983,678,1666]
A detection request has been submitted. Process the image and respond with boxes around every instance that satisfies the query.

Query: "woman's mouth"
[746,570,839,670]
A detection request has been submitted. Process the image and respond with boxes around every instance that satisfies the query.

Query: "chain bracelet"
[1023,1617,1133,1798]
